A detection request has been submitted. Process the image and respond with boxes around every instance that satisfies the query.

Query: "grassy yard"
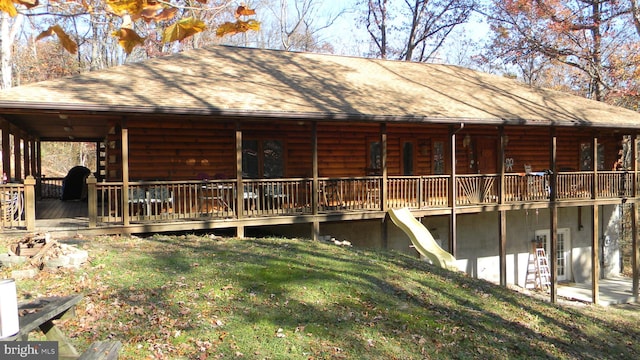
[1,233,640,359]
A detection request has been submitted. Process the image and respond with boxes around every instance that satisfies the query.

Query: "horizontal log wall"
[122,118,236,180]
[503,127,551,173]
[105,118,627,181]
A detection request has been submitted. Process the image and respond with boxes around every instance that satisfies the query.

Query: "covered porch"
[2,169,637,233]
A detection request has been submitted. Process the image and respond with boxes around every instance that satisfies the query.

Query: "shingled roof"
[1,45,640,140]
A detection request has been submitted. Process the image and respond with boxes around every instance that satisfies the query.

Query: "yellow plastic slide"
[388,207,458,271]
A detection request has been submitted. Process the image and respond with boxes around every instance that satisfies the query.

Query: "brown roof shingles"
[2,45,640,128]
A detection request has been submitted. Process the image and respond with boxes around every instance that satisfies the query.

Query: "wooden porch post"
[87,174,97,228]
[235,124,244,238]
[2,120,10,178]
[381,123,388,248]
[311,121,319,241]
[14,131,21,181]
[24,175,36,231]
[632,200,639,301]
[29,139,37,197]
[592,135,600,304]
[30,139,36,176]
[381,123,388,213]
[549,128,558,303]
[449,126,458,257]
[633,133,639,300]
[23,137,30,177]
[36,139,42,199]
[122,127,130,227]
[499,127,507,286]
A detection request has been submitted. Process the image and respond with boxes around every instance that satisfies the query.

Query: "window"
[368,141,381,175]
[242,139,283,178]
[433,141,445,175]
[402,141,414,176]
[580,142,604,171]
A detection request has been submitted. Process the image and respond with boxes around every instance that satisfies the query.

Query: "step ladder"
[525,247,551,290]
[535,248,551,289]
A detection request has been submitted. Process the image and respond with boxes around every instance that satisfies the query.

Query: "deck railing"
[318,177,382,211]
[457,174,498,205]
[83,171,638,227]
[503,173,550,202]
[556,172,592,200]
[40,176,65,199]
[1,183,26,229]
[597,171,633,198]
[94,179,315,225]
[423,175,449,207]
[387,177,420,209]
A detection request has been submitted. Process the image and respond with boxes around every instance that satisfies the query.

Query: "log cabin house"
[1,45,640,303]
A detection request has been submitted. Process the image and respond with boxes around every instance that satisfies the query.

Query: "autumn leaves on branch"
[1,0,260,54]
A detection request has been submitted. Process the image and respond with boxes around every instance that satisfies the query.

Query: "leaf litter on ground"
[1,233,640,359]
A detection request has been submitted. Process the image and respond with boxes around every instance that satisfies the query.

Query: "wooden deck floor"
[37,199,88,219]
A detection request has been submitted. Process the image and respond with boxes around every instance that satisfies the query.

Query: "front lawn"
[1,234,639,359]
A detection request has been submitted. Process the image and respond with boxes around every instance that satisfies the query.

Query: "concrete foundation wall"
[255,205,623,287]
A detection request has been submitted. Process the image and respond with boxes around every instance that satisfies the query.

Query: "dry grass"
[1,233,640,359]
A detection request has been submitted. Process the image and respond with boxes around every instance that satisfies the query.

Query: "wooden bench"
[78,341,122,360]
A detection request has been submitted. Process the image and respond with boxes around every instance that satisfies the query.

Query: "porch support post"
[23,137,30,177]
[448,126,457,257]
[592,205,600,304]
[24,175,35,231]
[592,135,600,304]
[235,124,244,238]
[2,120,10,178]
[122,127,130,227]
[549,128,558,303]
[499,211,507,286]
[633,133,639,299]
[499,127,507,286]
[381,123,388,248]
[87,174,97,228]
[632,200,638,300]
[311,121,319,241]
[36,139,42,199]
[14,131,21,181]
[381,123,388,213]
[30,139,36,176]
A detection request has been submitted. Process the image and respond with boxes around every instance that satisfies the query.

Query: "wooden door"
[477,138,497,174]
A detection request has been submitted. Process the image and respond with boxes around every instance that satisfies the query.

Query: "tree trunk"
[0,13,23,89]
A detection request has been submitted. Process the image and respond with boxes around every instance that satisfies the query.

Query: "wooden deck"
[1,172,635,237]
[37,199,88,219]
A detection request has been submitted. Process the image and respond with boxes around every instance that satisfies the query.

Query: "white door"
[534,229,571,282]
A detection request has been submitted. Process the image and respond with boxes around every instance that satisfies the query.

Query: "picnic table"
[1,294,122,359]
[1,295,83,359]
